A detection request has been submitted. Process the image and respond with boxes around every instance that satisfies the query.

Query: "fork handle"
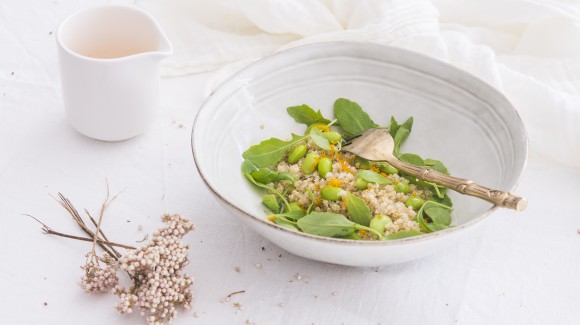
[388,159,527,211]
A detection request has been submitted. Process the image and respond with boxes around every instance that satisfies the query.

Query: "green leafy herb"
[297,212,356,238]
[275,221,299,230]
[334,98,377,136]
[309,127,331,151]
[272,215,299,230]
[262,194,280,213]
[251,168,279,184]
[340,232,362,240]
[346,193,372,227]
[390,117,413,157]
[242,134,307,167]
[270,210,305,222]
[356,170,391,185]
[287,104,331,126]
[415,200,453,233]
[424,158,449,175]
[296,212,384,239]
[275,172,296,183]
[242,160,259,174]
[243,169,290,208]
[399,153,425,166]
[430,193,453,207]
[385,230,422,240]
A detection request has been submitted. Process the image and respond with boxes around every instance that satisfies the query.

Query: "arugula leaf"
[296,212,384,239]
[275,220,299,230]
[272,215,299,230]
[385,230,422,240]
[251,168,279,184]
[340,232,362,240]
[262,194,280,213]
[287,105,331,126]
[275,172,295,183]
[270,210,305,222]
[424,158,449,175]
[430,193,453,207]
[243,171,290,208]
[414,200,453,233]
[334,98,377,136]
[309,127,331,151]
[297,212,356,237]
[389,117,413,157]
[242,134,307,167]
[356,170,391,185]
[242,160,259,174]
[399,153,425,166]
[389,117,400,138]
[346,193,372,227]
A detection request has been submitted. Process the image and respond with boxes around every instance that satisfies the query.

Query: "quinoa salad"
[242,98,454,240]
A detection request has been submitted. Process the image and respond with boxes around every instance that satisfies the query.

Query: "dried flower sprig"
[114,214,195,325]
[26,185,195,325]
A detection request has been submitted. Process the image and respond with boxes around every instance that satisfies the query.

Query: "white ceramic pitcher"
[56,5,172,141]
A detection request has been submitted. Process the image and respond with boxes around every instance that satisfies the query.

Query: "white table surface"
[1,1,579,324]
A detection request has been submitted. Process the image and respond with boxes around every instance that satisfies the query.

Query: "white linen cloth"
[142,0,580,168]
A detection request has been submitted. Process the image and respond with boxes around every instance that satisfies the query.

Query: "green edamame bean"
[317,157,333,178]
[288,145,307,164]
[284,202,304,213]
[322,131,342,143]
[405,197,425,210]
[379,163,399,175]
[302,153,319,174]
[394,182,410,194]
[320,186,343,201]
[369,215,392,234]
[262,194,279,213]
[355,178,369,190]
[355,156,371,169]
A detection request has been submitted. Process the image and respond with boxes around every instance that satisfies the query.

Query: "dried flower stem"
[23,214,135,250]
[86,210,121,258]
[90,181,120,265]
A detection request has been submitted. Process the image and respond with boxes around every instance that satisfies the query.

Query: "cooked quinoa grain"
[268,142,430,236]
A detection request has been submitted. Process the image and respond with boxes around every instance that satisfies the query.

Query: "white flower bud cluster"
[80,253,119,293]
[114,214,195,325]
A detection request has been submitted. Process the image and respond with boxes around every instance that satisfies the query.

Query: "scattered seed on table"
[235,266,241,273]
[255,263,262,269]
[233,302,243,310]
[278,303,286,308]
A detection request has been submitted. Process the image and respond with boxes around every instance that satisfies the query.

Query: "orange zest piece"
[315,125,330,132]
[315,197,322,206]
[328,179,342,187]
[358,229,367,237]
[267,216,276,222]
[370,165,381,173]
[329,144,336,156]
[341,196,348,209]
[335,152,355,174]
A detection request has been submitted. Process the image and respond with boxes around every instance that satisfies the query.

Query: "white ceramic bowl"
[192,42,527,267]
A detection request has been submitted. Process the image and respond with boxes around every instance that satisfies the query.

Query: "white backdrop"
[1,1,579,324]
